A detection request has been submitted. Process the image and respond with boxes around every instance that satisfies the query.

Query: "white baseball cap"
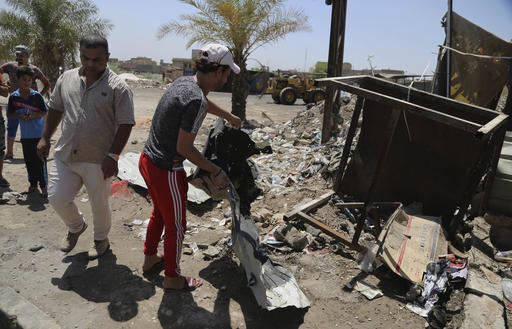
[200,43,240,74]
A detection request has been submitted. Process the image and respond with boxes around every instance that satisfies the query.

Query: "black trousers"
[21,138,47,188]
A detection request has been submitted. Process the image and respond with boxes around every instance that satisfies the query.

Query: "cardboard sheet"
[380,209,447,285]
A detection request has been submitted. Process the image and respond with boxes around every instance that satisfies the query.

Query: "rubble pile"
[125,78,164,89]
[119,73,165,89]
[248,96,357,199]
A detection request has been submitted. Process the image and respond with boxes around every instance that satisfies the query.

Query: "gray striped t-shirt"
[143,76,207,171]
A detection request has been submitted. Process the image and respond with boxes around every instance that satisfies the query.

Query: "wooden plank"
[316,75,365,84]
[317,79,482,134]
[317,75,367,83]
[333,201,403,209]
[297,211,364,252]
[334,96,364,192]
[476,114,509,137]
[284,191,335,221]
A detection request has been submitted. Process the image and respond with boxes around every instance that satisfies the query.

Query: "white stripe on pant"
[48,158,112,241]
[169,170,185,276]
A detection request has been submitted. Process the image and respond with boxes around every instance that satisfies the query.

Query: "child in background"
[7,66,48,196]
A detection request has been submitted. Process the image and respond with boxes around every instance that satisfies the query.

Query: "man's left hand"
[101,156,118,179]
[228,114,242,129]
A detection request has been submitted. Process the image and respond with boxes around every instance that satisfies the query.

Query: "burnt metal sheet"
[317,76,506,219]
[229,187,310,310]
[342,97,488,215]
[448,12,512,107]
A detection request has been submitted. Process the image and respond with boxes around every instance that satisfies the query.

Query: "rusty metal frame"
[284,191,402,251]
[316,75,508,245]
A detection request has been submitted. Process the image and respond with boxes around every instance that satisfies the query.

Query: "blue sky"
[2,0,512,74]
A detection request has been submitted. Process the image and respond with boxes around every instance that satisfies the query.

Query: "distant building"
[191,49,201,60]
[119,56,158,73]
[172,58,194,69]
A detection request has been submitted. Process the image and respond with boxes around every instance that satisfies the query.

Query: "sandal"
[164,276,203,292]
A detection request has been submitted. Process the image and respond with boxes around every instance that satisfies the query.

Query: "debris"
[29,245,44,252]
[203,246,221,260]
[358,243,379,273]
[495,250,512,263]
[406,258,457,318]
[189,120,270,213]
[427,305,447,329]
[131,219,143,226]
[190,242,199,254]
[189,229,224,249]
[380,209,447,285]
[254,208,273,222]
[110,180,134,199]
[353,280,383,300]
[283,226,314,251]
[1,191,22,204]
[406,284,423,302]
[502,278,512,302]
[229,186,310,310]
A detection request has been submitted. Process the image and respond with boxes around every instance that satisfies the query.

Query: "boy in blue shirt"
[7,66,48,196]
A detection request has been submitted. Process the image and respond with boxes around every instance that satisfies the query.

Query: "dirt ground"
[0,87,426,329]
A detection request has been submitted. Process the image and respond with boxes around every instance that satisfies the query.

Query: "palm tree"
[0,0,112,85]
[157,0,310,122]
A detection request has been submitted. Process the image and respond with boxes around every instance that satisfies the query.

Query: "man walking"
[1,45,51,159]
[139,43,241,290]
[0,75,9,187]
[37,35,135,259]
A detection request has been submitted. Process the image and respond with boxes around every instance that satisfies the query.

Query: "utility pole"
[321,0,348,143]
[446,0,453,98]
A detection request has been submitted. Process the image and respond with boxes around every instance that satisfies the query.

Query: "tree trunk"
[231,58,248,122]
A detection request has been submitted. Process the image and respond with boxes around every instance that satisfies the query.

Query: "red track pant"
[139,152,188,277]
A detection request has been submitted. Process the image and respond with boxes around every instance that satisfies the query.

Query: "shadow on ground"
[161,256,305,329]
[17,191,48,211]
[152,255,306,328]
[51,250,155,322]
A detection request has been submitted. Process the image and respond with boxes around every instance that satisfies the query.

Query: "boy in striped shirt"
[7,66,48,196]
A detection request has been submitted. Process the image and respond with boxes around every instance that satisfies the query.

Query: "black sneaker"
[0,177,9,187]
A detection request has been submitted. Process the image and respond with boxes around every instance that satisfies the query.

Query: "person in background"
[0,74,9,187]
[7,66,48,196]
[0,45,50,160]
